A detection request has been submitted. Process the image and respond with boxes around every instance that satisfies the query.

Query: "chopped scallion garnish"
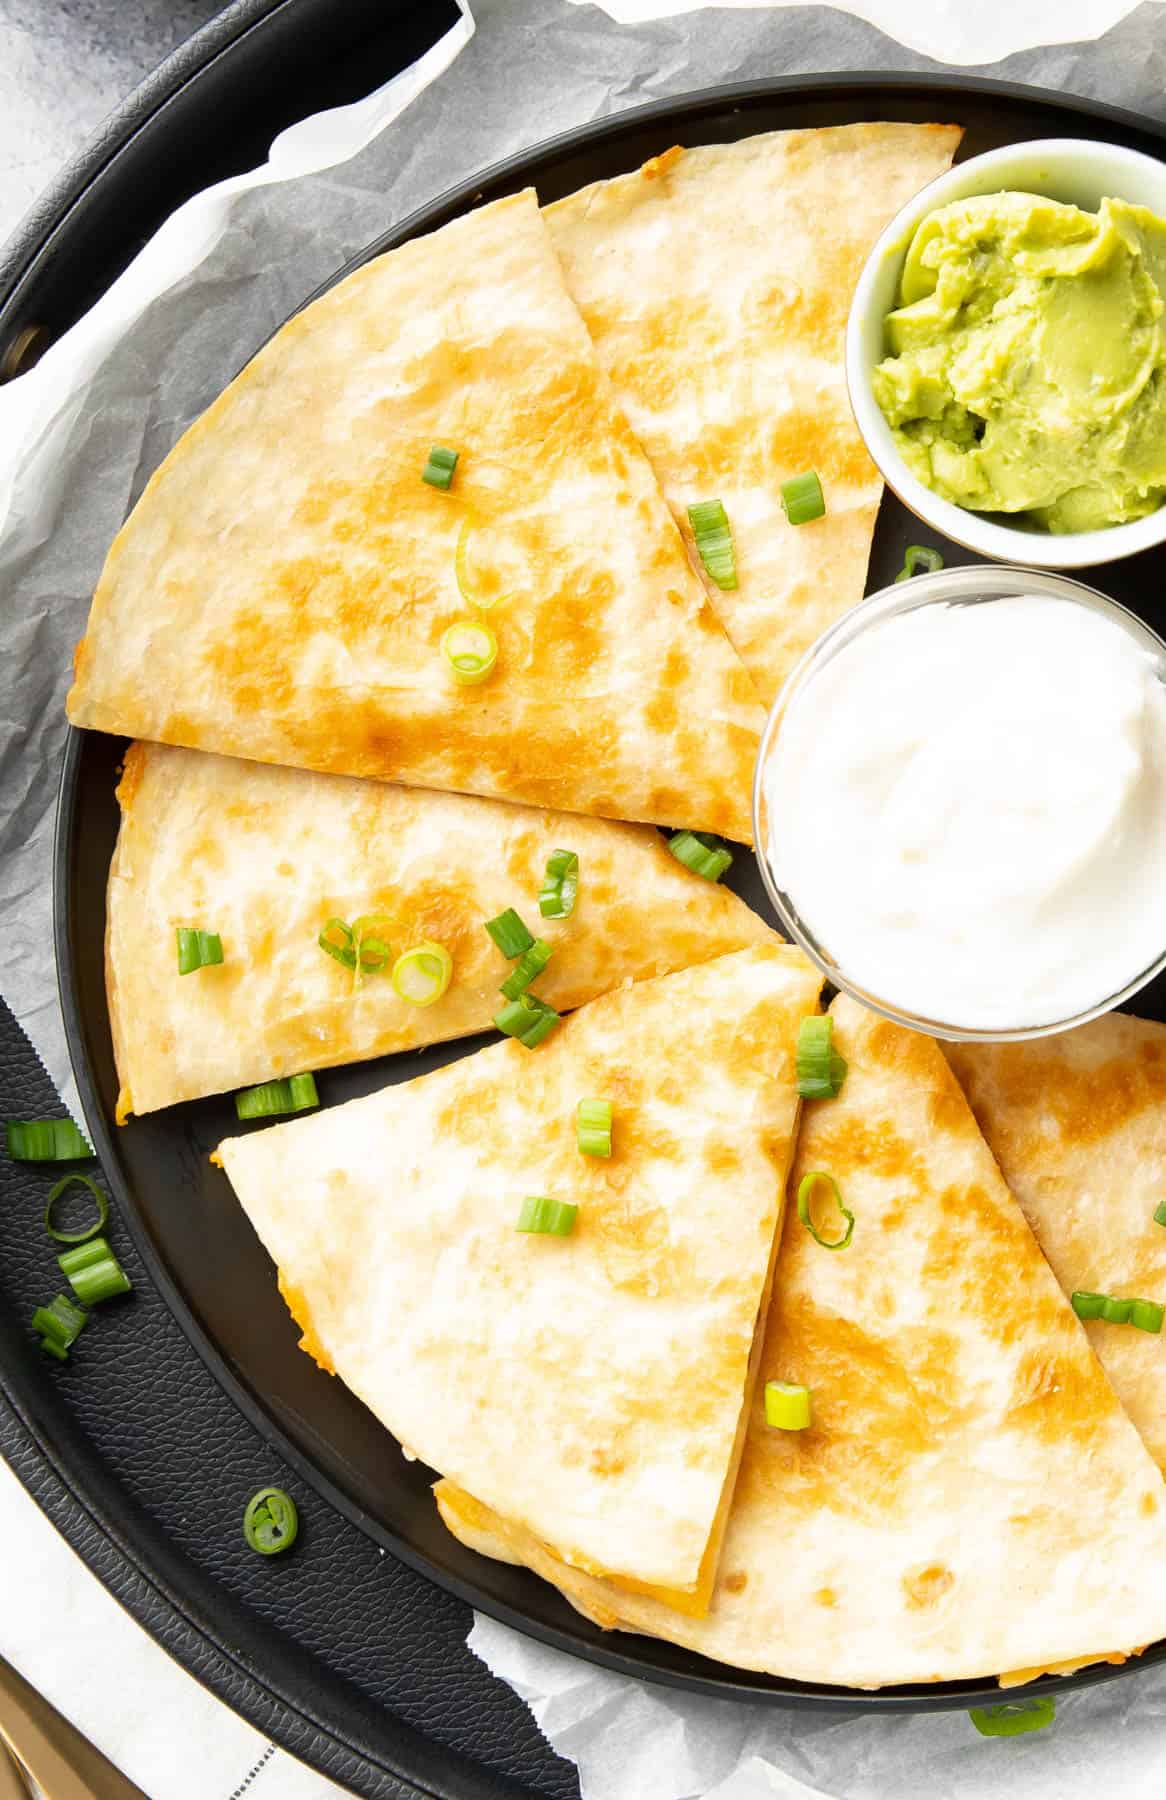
[391,942,453,1007]
[421,445,459,490]
[796,1015,847,1100]
[44,1173,109,1245]
[319,915,393,982]
[516,1196,577,1236]
[780,470,825,526]
[539,849,579,920]
[243,1486,299,1555]
[687,499,738,590]
[1154,1201,1166,1228]
[441,619,497,685]
[495,992,561,1049]
[797,1171,854,1251]
[576,1098,613,1159]
[32,1293,88,1361]
[968,1698,1055,1738]
[176,927,224,975]
[500,940,553,1002]
[485,909,534,958]
[58,1235,132,1307]
[895,544,945,583]
[5,1118,93,1162]
[764,1380,812,1431]
[236,1073,319,1121]
[1071,1289,1162,1331]
[667,829,732,882]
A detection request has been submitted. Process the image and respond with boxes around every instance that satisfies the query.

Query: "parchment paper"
[6,3,1166,1795]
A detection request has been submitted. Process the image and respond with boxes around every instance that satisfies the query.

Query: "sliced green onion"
[495,992,561,1049]
[1154,1201,1166,1228]
[44,1173,109,1245]
[797,1171,854,1251]
[176,927,224,975]
[667,829,733,883]
[243,1486,299,1555]
[796,1016,847,1100]
[516,1196,577,1236]
[319,917,357,971]
[58,1236,132,1306]
[421,445,459,490]
[764,1380,812,1431]
[235,1073,319,1121]
[32,1293,88,1362]
[687,499,738,590]
[576,1098,613,1159]
[351,915,394,977]
[969,1698,1055,1738]
[780,470,825,526]
[391,941,453,1007]
[895,544,945,583]
[500,940,552,1002]
[5,1119,93,1162]
[539,849,579,920]
[441,619,497,685]
[485,908,534,958]
[1072,1290,1163,1332]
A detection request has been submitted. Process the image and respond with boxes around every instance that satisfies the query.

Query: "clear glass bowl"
[752,565,1166,1041]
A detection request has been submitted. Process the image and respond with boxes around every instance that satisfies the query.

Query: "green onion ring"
[44,1173,109,1245]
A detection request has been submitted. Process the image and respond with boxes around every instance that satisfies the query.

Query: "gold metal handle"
[0,1739,32,1800]
[0,1653,149,1799]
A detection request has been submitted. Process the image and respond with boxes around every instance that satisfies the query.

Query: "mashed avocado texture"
[872,191,1166,533]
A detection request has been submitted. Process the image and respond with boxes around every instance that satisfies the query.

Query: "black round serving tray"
[9,49,1166,1800]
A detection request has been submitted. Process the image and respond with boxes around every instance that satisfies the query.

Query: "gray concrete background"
[0,0,224,249]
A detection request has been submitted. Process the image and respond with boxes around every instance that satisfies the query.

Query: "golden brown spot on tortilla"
[641,144,684,180]
[975,1041,1166,1150]
[590,1446,626,1478]
[276,860,295,878]
[1010,1343,1111,1445]
[1142,1490,1159,1516]
[805,1115,925,1188]
[528,574,609,681]
[278,1271,336,1375]
[724,1570,748,1595]
[704,1139,743,1179]
[115,742,147,810]
[813,1586,837,1608]
[902,1563,955,1610]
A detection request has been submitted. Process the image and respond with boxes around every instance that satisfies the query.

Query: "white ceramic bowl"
[845,137,1166,570]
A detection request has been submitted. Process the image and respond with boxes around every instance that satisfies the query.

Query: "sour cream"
[762,592,1166,1032]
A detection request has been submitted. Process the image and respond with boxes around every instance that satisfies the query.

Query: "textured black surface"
[0,994,577,1800]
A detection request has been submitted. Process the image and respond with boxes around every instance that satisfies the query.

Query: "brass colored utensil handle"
[0,1741,31,1800]
[0,1652,149,1799]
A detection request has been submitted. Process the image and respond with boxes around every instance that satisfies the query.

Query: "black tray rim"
[53,67,1166,1722]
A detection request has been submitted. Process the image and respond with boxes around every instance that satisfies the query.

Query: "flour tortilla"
[68,190,761,841]
[436,996,1166,1686]
[546,124,962,706]
[107,741,773,1118]
[947,1015,1166,1474]
[217,944,822,1601]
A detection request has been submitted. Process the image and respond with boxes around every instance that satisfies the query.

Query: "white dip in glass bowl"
[753,566,1166,1040]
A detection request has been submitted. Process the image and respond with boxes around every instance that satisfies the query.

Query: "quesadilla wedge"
[947,1016,1166,1473]
[546,124,962,705]
[67,189,762,840]
[108,741,772,1118]
[216,944,822,1605]
[436,996,1166,1686]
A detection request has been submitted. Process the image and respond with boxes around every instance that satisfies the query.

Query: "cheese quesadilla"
[947,1016,1166,1473]
[68,190,762,840]
[436,997,1166,1686]
[546,124,962,705]
[217,944,822,1602]
[108,741,773,1118]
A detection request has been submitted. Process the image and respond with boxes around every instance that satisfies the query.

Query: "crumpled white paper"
[566,0,1158,65]
[7,3,1166,1798]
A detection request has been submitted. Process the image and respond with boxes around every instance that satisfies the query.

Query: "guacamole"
[872,191,1166,533]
